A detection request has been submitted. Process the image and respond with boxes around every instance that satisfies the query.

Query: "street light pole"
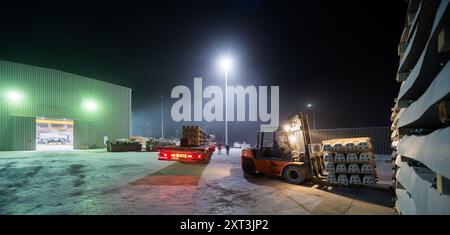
[218,56,233,145]
[160,95,164,139]
[313,113,316,130]
[225,69,228,145]
[306,103,316,130]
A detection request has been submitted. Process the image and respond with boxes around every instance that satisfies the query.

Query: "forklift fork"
[299,113,314,178]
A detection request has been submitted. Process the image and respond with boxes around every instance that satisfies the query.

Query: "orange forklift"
[241,113,324,184]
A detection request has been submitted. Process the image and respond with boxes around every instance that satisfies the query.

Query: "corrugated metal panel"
[0,60,131,151]
[11,116,36,151]
[74,120,91,149]
[0,100,12,150]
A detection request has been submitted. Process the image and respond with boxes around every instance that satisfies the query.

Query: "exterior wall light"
[82,100,98,112]
[5,90,24,103]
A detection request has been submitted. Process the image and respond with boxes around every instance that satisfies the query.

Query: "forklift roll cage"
[253,113,314,177]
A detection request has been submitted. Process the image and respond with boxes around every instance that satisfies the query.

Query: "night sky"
[0,0,407,143]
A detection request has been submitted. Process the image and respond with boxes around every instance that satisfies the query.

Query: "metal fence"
[310,126,391,154]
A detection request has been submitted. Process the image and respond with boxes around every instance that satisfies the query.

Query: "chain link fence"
[310,126,391,154]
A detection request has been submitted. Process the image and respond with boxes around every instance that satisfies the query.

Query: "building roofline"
[0,60,132,91]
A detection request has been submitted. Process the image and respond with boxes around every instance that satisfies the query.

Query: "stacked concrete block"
[393,0,450,214]
[322,143,333,151]
[336,164,347,173]
[332,143,344,151]
[346,153,359,161]
[359,152,374,162]
[357,140,372,151]
[182,125,208,146]
[363,175,376,186]
[335,153,346,162]
[337,174,349,186]
[349,175,362,185]
[348,164,360,174]
[344,142,357,151]
[361,164,374,174]
[322,137,377,186]
[324,153,335,162]
[327,174,337,183]
[325,163,336,174]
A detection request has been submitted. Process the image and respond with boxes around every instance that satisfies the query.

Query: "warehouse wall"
[0,60,131,151]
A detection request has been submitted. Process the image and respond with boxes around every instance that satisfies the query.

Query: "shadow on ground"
[241,169,395,208]
[132,162,208,186]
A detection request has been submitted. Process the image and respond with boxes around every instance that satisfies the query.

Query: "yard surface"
[0,149,396,214]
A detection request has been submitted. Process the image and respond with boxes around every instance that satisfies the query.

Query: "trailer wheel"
[283,166,306,184]
[242,159,256,175]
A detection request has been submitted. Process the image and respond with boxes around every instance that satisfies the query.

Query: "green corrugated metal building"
[0,60,131,151]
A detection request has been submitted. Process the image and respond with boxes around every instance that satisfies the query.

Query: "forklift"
[241,113,324,184]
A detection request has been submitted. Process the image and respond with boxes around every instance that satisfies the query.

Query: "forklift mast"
[287,113,314,177]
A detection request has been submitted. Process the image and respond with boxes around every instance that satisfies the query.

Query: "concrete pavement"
[0,149,396,214]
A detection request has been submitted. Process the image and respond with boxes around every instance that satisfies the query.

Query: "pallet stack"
[392,0,450,214]
[322,137,377,186]
[182,125,208,146]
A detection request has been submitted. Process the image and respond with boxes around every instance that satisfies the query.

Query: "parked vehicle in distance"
[158,125,214,163]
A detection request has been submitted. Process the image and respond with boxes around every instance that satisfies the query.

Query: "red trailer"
[158,145,212,163]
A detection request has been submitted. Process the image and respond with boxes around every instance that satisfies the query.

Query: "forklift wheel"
[283,166,306,184]
[242,159,256,175]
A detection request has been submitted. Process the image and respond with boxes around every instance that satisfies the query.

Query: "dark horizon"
[0,0,407,143]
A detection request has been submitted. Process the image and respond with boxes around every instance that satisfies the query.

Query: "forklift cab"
[254,130,292,161]
[254,113,310,162]
[242,113,322,182]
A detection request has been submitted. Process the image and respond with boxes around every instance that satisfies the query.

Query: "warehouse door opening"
[36,118,74,151]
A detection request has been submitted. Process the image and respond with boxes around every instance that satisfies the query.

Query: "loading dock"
[36,118,73,151]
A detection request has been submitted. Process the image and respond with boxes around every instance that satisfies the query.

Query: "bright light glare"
[218,56,233,71]
[289,135,297,143]
[284,125,290,132]
[82,100,98,112]
[307,103,312,108]
[5,90,23,102]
